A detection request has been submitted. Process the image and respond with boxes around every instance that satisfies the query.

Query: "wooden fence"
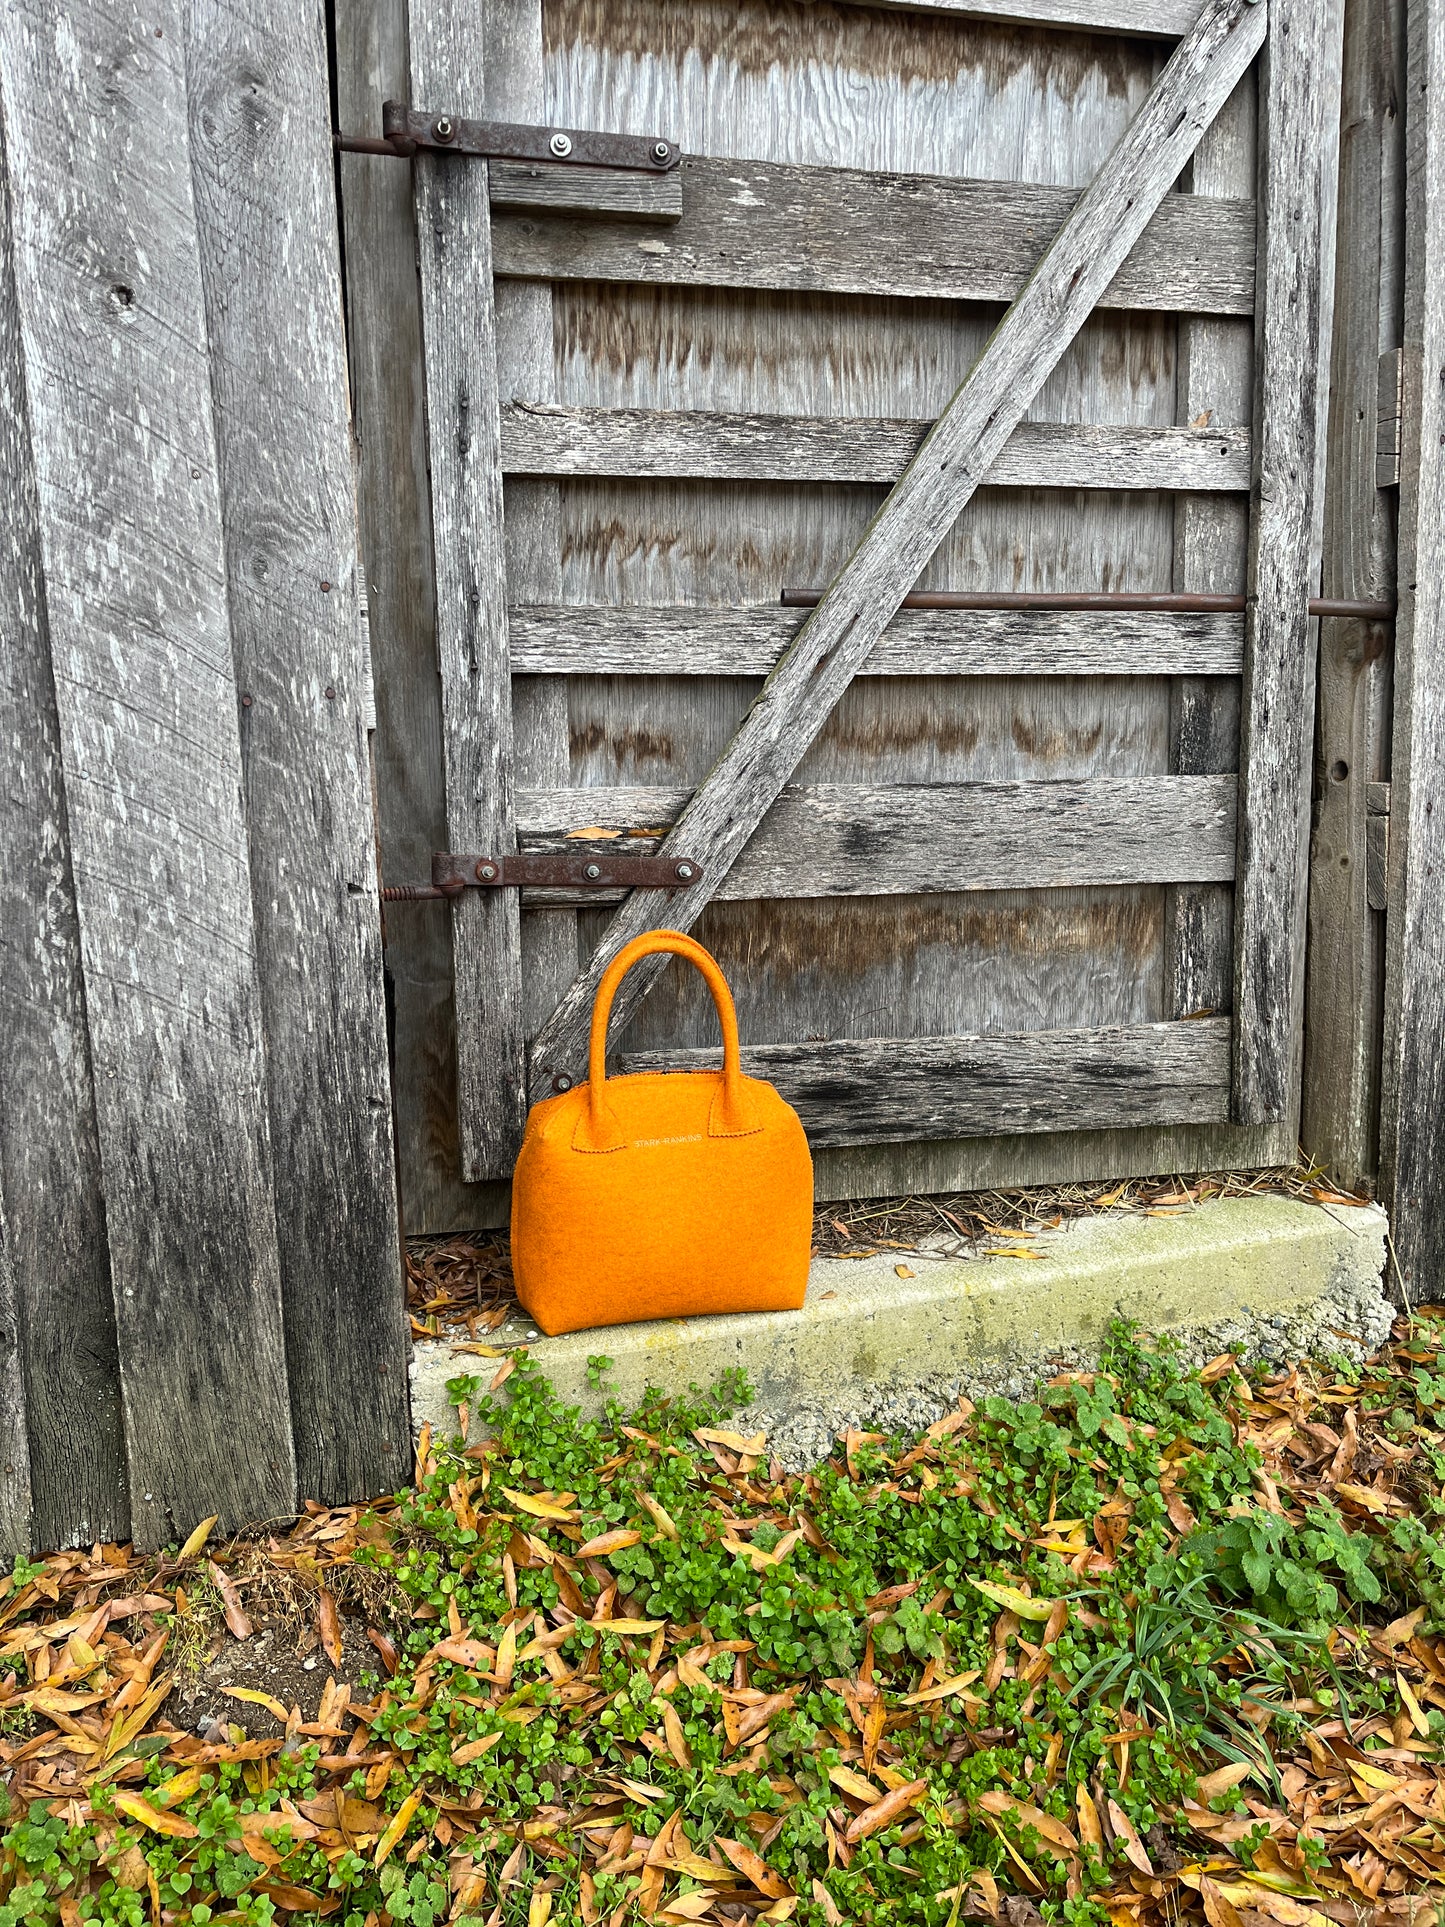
[1,0,1444,1555]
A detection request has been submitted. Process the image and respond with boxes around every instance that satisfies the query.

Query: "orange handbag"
[511,930,814,1337]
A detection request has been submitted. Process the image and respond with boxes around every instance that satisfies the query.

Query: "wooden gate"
[344,0,1342,1222]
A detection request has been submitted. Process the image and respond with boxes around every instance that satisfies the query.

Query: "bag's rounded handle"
[575,930,760,1151]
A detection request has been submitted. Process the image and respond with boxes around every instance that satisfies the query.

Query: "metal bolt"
[584,863,601,879]
[241,694,253,709]
[325,686,335,699]
[552,1072,573,1093]
[476,861,497,881]
[652,141,671,164]
[320,579,331,592]
[549,131,573,158]
[675,862,694,880]
[433,116,455,141]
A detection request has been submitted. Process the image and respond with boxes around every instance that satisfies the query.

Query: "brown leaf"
[717,1837,792,1899]
[1106,1799,1153,1875]
[207,1561,253,1641]
[845,1779,927,1843]
[317,1589,345,1669]
[1200,1878,1245,1927]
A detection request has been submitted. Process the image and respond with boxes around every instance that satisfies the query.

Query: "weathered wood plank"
[1232,0,1345,1125]
[337,0,503,1231]
[409,9,527,1182]
[509,604,1244,677]
[1165,72,1254,1021]
[623,1016,1233,1147]
[186,0,410,1503]
[0,0,296,1544]
[0,117,127,1551]
[489,158,681,223]
[492,156,1257,315]
[488,0,582,1071]
[529,0,1269,1091]
[0,1193,31,1556]
[518,775,1236,897]
[1380,0,1445,1297]
[501,405,1250,490]
[1302,0,1402,1191]
[831,0,1203,35]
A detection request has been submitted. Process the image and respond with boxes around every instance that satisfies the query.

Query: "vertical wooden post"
[489,0,580,1058]
[0,1,296,1545]
[1233,0,1345,1125]
[1380,0,1445,1295]
[1303,0,1404,1193]
[1167,73,1255,1020]
[185,0,411,1500]
[409,7,528,1180]
[0,1195,33,1556]
[0,96,128,1551]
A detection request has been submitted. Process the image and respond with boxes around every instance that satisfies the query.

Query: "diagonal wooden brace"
[529,0,1270,1093]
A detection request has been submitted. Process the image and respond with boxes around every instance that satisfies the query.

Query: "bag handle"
[574,930,761,1152]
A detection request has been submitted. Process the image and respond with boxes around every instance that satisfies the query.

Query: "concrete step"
[410,1194,1391,1466]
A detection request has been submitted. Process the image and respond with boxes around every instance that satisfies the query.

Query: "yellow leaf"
[829,1764,885,1803]
[967,1578,1055,1621]
[985,1246,1045,1261]
[113,1793,199,1840]
[591,1617,664,1635]
[494,1619,519,1689]
[1398,1670,1432,1738]
[501,1488,580,1522]
[694,1427,767,1455]
[1349,1759,1401,1794]
[373,1788,424,1868]
[154,1767,205,1808]
[178,1516,219,1561]
[1194,1762,1254,1801]
[223,1686,291,1724]
[895,1264,915,1279]
[1334,1482,1392,1513]
[899,1671,983,1707]
[639,1493,679,1541]
[564,827,621,840]
[528,1895,553,1927]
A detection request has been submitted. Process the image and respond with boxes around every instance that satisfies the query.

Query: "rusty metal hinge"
[381,851,702,902]
[335,101,680,174]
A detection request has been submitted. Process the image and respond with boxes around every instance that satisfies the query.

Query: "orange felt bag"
[510,930,814,1337]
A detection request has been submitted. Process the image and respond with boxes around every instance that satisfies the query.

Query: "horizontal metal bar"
[430,851,703,893]
[781,587,1396,618]
[358,102,679,172]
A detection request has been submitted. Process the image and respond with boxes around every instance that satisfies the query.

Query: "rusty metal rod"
[334,133,407,157]
[781,588,1395,619]
[380,884,453,902]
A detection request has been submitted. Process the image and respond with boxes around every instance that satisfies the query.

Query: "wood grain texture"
[493,155,1256,314]
[489,157,681,222]
[1302,0,1402,1191]
[186,0,410,1503]
[1380,0,1445,1298]
[530,0,1268,1090]
[410,9,527,1182]
[1232,0,1345,1125]
[336,0,504,1232]
[0,1193,31,1556]
[623,1016,1232,1146]
[509,603,1244,676]
[519,776,1236,897]
[0,113,127,1551]
[1165,71,1254,1022]
[501,405,1250,489]
[828,1,1202,34]
[0,0,296,1545]
[489,0,582,1071]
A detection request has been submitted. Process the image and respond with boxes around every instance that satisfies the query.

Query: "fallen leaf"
[845,1778,928,1842]
[112,1793,199,1841]
[967,1578,1055,1622]
[576,1528,644,1559]
[178,1516,218,1561]
[317,1589,345,1669]
[373,1788,425,1868]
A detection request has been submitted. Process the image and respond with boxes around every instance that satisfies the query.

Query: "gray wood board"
[0,0,296,1544]
[0,1194,31,1555]
[623,1016,1233,1147]
[1232,0,1344,1125]
[509,604,1244,677]
[1165,70,1254,1026]
[1380,0,1445,1298]
[337,0,505,1232]
[500,405,1251,490]
[493,155,1256,314]
[489,158,681,223]
[0,113,127,1551]
[519,775,1236,897]
[187,0,410,1502]
[410,11,528,1182]
[830,1,1202,33]
[1302,0,1401,1192]
[528,0,1269,1091]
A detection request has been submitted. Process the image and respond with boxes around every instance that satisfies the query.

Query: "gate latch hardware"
[335,102,680,174]
[380,852,703,901]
